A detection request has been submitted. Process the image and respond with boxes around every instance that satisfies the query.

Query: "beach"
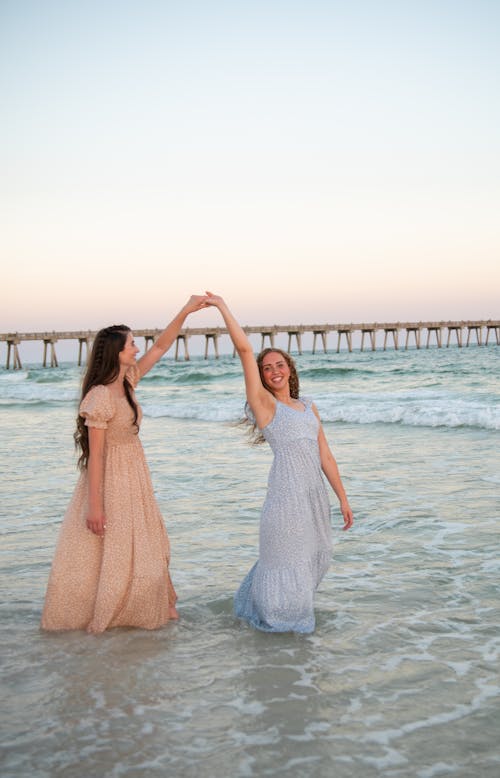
[1,345,499,777]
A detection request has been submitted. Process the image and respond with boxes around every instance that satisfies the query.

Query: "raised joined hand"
[184,294,210,313]
[204,291,225,308]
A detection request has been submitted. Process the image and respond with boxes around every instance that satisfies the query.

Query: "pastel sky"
[1,0,499,336]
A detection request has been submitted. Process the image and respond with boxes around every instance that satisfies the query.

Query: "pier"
[1,320,499,369]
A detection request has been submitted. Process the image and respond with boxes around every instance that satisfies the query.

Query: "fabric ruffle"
[79,385,114,429]
[234,550,331,634]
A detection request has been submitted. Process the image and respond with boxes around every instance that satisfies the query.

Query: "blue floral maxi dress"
[234,398,333,633]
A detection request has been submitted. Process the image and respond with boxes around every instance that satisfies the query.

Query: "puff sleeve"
[126,363,140,389]
[79,385,114,429]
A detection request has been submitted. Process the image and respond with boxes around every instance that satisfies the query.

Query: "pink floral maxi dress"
[41,366,176,633]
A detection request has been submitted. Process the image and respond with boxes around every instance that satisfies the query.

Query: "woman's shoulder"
[79,384,114,427]
[126,363,140,388]
[82,384,111,403]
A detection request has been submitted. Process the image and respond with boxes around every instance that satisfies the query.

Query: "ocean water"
[0,345,499,778]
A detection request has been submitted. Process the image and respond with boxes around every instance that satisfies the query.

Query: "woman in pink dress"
[41,295,207,633]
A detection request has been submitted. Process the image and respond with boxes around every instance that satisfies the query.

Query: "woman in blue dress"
[206,293,354,634]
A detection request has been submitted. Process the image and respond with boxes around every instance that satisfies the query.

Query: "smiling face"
[257,348,300,399]
[118,332,140,367]
[260,351,292,393]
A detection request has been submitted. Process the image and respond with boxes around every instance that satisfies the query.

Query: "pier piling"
[144,335,155,352]
[336,328,352,353]
[42,337,59,368]
[446,326,463,347]
[287,331,302,354]
[6,337,22,369]
[77,337,91,366]
[426,327,442,349]
[312,330,328,354]
[360,328,376,352]
[204,333,220,359]
[467,325,482,346]
[405,327,421,350]
[260,331,276,350]
[485,324,500,345]
[175,334,190,361]
[383,327,399,350]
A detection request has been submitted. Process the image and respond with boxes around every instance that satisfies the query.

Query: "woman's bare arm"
[136,295,208,378]
[205,293,275,429]
[86,426,106,536]
[313,404,354,531]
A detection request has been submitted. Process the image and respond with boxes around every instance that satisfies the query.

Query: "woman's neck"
[273,388,292,404]
[108,368,127,396]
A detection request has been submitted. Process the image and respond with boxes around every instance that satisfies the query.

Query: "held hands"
[182,294,210,314]
[204,291,226,309]
[86,511,107,537]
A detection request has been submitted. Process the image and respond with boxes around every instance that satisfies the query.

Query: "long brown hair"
[74,325,138,469]
[244,348,300,444]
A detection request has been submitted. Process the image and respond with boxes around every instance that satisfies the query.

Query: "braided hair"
[243,348,300,445]
[74,325,138,469]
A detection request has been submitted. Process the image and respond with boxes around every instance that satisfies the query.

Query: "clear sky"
[1,0,499,334]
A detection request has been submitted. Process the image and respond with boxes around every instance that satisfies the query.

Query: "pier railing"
[1,320,499,368]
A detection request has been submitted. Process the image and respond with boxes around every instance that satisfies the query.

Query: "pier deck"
[1,320,499,368]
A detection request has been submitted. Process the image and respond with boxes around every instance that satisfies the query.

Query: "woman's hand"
[182,294,209,314]
[204,291,225,309]
[86,511,107,537]
[340,501,354,531]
